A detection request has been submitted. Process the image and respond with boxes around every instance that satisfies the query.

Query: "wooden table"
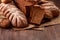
[0,24,60,40]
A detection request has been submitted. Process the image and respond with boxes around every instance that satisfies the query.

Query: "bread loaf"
[0,11,10,28]
[14,0,41,15]
[1,0,12,3]
[40,1,60,19]
[0,3,28,28]
[27,1,60,24]
[28,6,45,25]
[0,18,10,28]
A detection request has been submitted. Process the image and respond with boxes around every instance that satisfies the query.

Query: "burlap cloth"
[40,13,60,27]
[31,13,60,31]
[13,13,60,31]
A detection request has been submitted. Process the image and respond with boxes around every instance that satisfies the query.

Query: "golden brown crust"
[1,0,12,3]
[0,18,10,28]
[0,3,28,28]
[0,11,10,28]
[40,1,60,19]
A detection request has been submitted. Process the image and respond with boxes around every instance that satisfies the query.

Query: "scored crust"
[0,3,28,28]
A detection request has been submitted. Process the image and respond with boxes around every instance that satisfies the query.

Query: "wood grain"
[0,24,60,40]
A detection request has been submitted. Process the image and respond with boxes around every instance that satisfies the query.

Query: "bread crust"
[0,3,28,28]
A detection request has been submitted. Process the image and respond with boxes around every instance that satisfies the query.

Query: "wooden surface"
[0,24,60,40]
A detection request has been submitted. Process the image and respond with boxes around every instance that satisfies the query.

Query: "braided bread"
[0,3,28,28]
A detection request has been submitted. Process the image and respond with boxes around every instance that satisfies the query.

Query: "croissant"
[0,3,28,28]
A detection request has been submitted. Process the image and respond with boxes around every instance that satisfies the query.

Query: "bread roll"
[0,11,10,28]
[0,18,10,28]
[41,1,60,19]
[0,3,28,28]
[1,0,12,3]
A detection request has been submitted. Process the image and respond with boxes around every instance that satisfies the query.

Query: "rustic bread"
[0,3,28,28]
[27,6,45,25]
[27,1,60,25]
[40,1,60,18]
[0,18,10,28]
[13,0,41,15]
[0,11,10,28]
[1,0,12,3]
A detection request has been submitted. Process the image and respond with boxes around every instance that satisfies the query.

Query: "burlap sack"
[40,13,60,27]
[31,13,60,31]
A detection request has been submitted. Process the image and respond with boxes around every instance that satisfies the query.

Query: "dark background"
[0,0,60,8]
[49,0,60,8]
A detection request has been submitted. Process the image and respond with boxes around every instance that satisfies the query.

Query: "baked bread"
[0,18,10,28]
[0,11,10,28]
[1,0,12,3]
[40,1,60,19]
[0,3,28,28]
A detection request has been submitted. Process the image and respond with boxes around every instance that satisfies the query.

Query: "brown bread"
[1,0,12,3]
[27,1,60,25]
[27,6,45,25]
[40,1,60,18]
[0,11,10,28]
[14,0,41,15]
[0,3,28,28]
